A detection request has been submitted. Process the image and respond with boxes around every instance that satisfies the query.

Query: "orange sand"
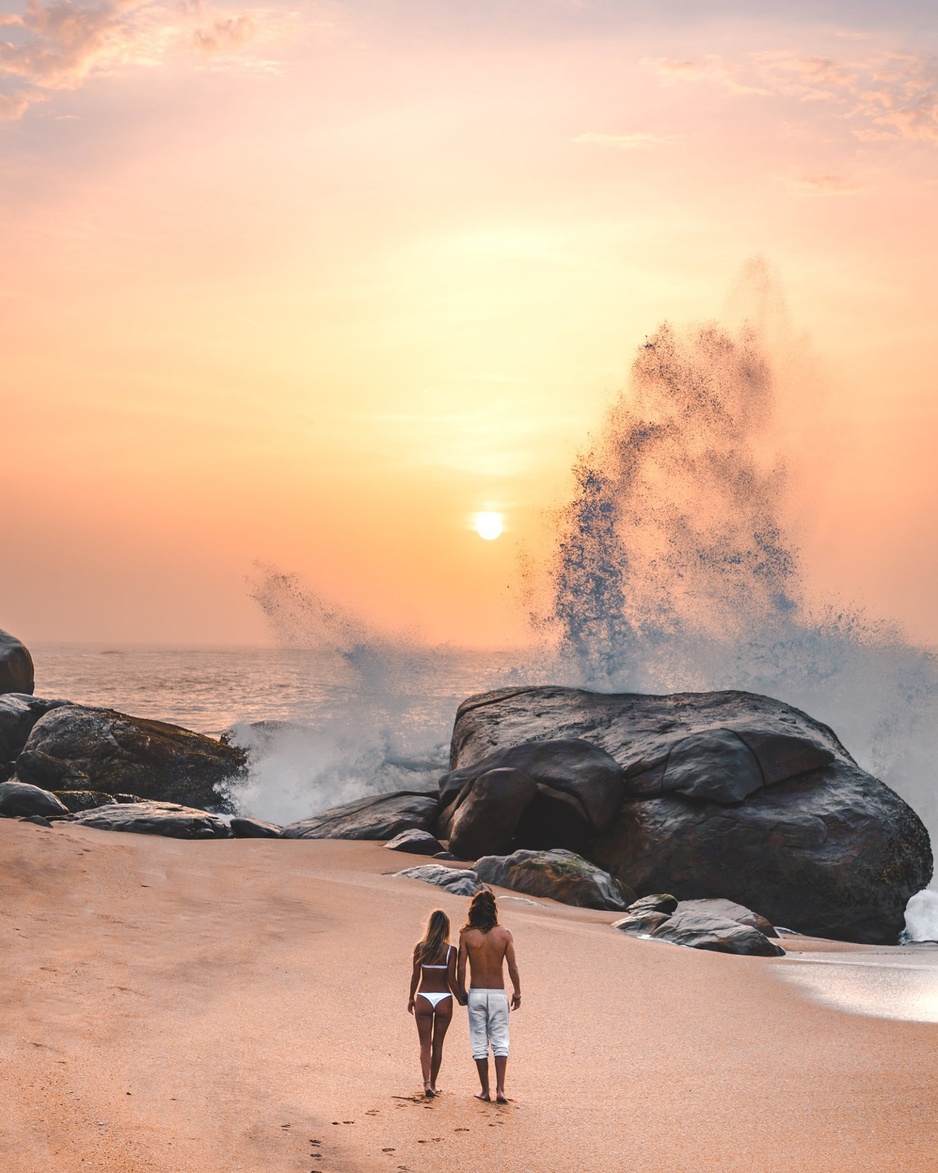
[2,819,937,1172]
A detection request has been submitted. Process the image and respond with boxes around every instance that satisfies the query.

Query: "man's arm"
[505,932,521,1010]
[456,934,469,1004]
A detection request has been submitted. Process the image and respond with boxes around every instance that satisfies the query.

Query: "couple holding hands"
[407,890,521,1104]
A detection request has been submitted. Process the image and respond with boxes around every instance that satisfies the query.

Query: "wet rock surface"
[0,780,69,819]
[677,898,778,938]
[282,792,439,840]
[443,768,537,859]
[385,829,443,855]
[447,686,933,944]
[70,801,231,839]
[0,630,34,696]
[16,705,245,810]
[473,848,633,910]
[395,864,484,897]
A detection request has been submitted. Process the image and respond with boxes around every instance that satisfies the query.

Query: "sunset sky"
[2,0,937,648]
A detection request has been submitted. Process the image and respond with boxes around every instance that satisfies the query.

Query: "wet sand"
[2,818,938,1172]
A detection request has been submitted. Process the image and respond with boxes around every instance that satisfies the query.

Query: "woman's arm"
[446,944,463,1003]
[407,948,421,1014]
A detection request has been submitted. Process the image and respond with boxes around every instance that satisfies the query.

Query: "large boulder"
[473,848,632,910]
[230,817,282,839]
[54,790,119,813]
[70,801,231,839]
[444,768,537,859]
[590,763,930,944]
[0,630,34,695]
[440,739,624,836]
[0,695,71,763]
[395,864,484,897]
[282,791,439,840]
[15,706,245,810]
[0,780,68,819]
[677,898,778,938]
[448,687,933,944]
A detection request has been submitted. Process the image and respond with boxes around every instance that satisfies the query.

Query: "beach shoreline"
[3,819,938,1172]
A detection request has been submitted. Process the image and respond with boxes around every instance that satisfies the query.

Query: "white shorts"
[467,989,510,1060]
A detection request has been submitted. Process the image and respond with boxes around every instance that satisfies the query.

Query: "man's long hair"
[463,889,498,933]
[415,909,451,965]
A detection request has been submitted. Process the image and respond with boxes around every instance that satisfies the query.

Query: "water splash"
[531,287,938,859]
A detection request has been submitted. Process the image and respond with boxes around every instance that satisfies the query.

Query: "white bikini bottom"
[417,991,452,1009]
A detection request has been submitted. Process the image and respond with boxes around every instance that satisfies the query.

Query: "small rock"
[612,910,672,935]
[395,864,484,897]
[230,816,282,839]
[474,848,633,910]
[626,893,679,916]
[70,801,231,839]
[0,779,69,818]
[19,814,53,828]
[385,829,443,855]
[283,792,439,841]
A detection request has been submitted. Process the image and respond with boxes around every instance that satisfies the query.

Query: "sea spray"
[529,305,938,867]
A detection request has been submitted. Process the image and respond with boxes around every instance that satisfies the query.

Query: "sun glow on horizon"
[473,511,504,541]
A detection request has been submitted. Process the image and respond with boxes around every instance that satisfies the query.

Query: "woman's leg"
[414,997,434,1091]
[429,998,453,1091]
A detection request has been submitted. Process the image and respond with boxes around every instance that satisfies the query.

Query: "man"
[456,889,521,1104]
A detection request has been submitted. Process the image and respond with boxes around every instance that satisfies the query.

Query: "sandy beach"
[3,818,938,1173]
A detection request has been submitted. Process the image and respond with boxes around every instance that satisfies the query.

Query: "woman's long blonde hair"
[415,909,451,965]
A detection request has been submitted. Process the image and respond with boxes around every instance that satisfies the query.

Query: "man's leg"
[474,1057,491,1101]
[467,991,491,1101]
[490,993,511,1102]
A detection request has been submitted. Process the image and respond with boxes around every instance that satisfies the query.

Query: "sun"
[473,511,504,541]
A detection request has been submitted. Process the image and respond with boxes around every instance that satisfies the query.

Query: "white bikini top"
[421,944,454,970]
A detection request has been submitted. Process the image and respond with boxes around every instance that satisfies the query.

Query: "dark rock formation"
[473,848,633,910]
[614,905,785,956]
[385,829,444,855]
[15,705,245,810]
[448,686,933,944]
[677,898,778,938]
[231,817,282,838]
[0,780,68,819]
[70,801,231,839]
[54,790,119,813]
[590,763,930,944]
[444,768,537,859]
[395,864,484,897]
[0,695,70,762]
[438,739,623,857]
[0,630,34,695]
[282,792,439,841]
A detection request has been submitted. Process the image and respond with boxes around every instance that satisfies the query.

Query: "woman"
[408,909,459,1097]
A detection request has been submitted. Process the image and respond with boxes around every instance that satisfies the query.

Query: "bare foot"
[475,1092,491,1102]
[424,1085,435,1099]
[495,1093,508,1104]
[430,1087,442,1096]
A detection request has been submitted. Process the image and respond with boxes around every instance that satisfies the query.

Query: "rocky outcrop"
[437,739,624,857]
[395,864,484,897]
[444,768,537,859]
[0,695,69,763]
[70,801,231,839]
[15,706,245,810]
[447,687,933,944]
[230,817,282,839]
[0,630,34,696]
[0,780,68,819]
[282,792,439,840]
[385,829,444,855]
[473,848,632,910]
[614,902,785,957]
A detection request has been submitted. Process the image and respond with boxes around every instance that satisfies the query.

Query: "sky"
[1,0,937,648]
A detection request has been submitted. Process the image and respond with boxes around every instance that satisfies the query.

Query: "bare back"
[458,925,516,990]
